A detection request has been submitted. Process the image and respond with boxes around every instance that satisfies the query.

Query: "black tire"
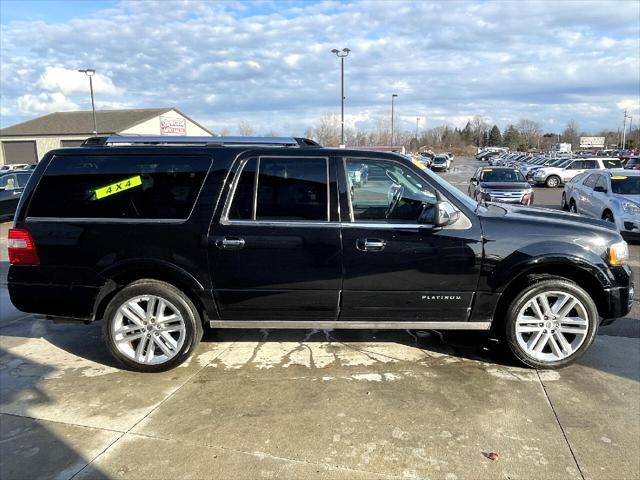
[102,279,203,372]
[569,200,577,213]
[545,175,561,188]
[561,192,568,210]
[602,210,614,223]
[504,276,598,369]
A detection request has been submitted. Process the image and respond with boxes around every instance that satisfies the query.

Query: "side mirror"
[594,186,607,194]
[434,201,460,227]
[470,178,478,184]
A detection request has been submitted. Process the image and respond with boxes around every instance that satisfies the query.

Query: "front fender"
[486,241,614,292]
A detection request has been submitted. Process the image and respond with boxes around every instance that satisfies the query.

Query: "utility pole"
[415,117,420,141]
[331,48,350,147]
[390,94,398,146]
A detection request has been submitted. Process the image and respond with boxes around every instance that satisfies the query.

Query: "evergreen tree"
[503,124,520,149]
[488,125,502,146]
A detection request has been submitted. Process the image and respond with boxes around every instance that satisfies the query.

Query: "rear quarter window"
[27,154,211,220]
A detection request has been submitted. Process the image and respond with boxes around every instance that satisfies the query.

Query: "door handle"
[215,237,245,250]
[356,238,386,252]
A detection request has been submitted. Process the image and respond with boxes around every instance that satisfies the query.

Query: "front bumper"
[600,265,634,324]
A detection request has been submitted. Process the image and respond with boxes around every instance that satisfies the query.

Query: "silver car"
[563,170,640,239]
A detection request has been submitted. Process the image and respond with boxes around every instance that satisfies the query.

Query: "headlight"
[607,240,629,266]
[622,201,640,215]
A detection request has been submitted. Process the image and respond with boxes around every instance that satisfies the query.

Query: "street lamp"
[415,117,420,141]
[390,94,398,146]
[331,48,350,147]
[78,68,97,134]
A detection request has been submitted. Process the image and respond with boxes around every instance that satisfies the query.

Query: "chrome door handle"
[215,237,245,250]
[357,238,386,252]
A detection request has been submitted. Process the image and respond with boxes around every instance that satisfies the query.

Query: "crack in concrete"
[536,369,585,480]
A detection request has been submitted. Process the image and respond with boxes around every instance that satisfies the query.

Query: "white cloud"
[37,66,123,96]
[16,92,78,115]
[0,0,638,134]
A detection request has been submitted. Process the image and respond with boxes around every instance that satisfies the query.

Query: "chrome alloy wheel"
[515,291,589,362]
[111,295,186,365]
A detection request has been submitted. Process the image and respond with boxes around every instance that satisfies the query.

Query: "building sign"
[160,116,187,136]
[580,136,605,148]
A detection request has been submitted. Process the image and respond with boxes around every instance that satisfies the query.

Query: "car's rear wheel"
[545,175,561,188]
[602,210,614,223]
[505,277,598,369]
[103,279,203,372]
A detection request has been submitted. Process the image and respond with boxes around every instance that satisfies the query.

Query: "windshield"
[627,158,640,166]
[480,169,526,182]
[420,167,478,211]
[611,175,640,195]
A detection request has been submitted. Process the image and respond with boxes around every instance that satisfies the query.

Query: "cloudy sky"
[1,0,639,135]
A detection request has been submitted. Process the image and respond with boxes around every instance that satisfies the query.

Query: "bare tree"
[516,119,543,149]
[562,120,580,148]
[470,115,490,147]
[237,121,254,136]
[305,113,341,146]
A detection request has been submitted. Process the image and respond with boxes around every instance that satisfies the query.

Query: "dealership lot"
[1,157,638,480]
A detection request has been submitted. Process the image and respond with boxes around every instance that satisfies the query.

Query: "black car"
[469,167,534,205]
[0,170,31,220]
[7,136,633,372]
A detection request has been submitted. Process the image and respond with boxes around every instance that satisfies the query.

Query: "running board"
[208,320,491,330]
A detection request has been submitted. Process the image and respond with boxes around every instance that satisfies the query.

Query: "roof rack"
[81,135,321,148]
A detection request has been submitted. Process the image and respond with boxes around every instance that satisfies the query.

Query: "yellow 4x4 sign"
[94,175,142,200]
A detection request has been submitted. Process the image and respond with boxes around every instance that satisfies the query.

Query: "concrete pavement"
[1,158,639,479]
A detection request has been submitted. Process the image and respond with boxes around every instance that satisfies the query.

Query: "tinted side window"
[595,175,608,191]
[583,174,597,188]
[568,161,583,170]
[228,158,256,220]
[0,174,17,190]
[16,173,31,187]
[583,160,599,169]
[256,157,328,221]
[28,155,210,219]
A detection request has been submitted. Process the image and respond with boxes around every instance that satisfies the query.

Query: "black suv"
[7,136,634,372]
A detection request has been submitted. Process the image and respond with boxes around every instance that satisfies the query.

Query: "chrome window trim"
[25,216,185,224]
[220,219,434,229]
[223,155,331,223]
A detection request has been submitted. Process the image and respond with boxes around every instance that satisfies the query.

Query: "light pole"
[415,117,420,141]
[331,48,350,147]
[78,69,97,134]
[390,94,398,146]
[622,110,631,149]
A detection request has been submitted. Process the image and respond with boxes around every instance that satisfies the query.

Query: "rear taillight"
[8,228,39,265]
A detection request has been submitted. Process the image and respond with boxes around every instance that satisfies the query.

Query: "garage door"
[61,140,85,148]
[2,141,38,165]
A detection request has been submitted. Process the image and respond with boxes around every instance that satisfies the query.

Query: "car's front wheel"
[545,175,561,188]
[103,279,203,372]
[504,276,598,369]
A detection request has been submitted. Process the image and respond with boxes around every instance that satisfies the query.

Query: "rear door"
[207,151,342,321]
[338,155,482,323]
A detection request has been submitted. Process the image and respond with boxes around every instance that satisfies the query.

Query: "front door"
[338,156,482,322]
[208,152,342,321]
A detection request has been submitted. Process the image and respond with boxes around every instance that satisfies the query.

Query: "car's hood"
[492,204,618,234]
[480,181,531,190]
